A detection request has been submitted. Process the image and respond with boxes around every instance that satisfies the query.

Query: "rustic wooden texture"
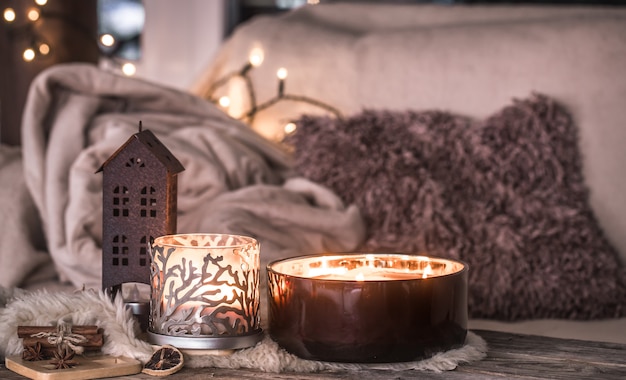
[2,330,625,379]
[5,354,142,380]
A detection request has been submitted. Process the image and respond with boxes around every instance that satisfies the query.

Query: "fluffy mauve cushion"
[285,94,626,320]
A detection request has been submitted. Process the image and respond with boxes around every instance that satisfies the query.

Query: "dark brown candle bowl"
[267,253,468,363]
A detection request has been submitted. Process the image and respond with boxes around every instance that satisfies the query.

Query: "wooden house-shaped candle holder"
[98,125,184,294]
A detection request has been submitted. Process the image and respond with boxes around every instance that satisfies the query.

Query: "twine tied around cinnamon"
[30,321,88,354]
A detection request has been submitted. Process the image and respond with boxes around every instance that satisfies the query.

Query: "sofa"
[193,3,626,343]
[0,3,625,350]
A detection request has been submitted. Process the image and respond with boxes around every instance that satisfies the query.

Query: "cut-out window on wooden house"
[140,186,157,217]
[113,186,130,217]
[112,234,129,266]
[126,157,146,168]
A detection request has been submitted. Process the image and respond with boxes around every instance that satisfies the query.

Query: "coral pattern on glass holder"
[148,233,263,350]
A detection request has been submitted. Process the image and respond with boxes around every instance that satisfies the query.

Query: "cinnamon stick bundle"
[18,325,104,354]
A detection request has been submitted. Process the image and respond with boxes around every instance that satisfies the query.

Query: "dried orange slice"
[142,344,184,376]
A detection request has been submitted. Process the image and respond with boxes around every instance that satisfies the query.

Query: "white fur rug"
[0,287,153,363]
[185,332,487,372]
[0,287,486,373]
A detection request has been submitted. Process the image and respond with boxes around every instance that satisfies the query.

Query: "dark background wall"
[0,0,99,146]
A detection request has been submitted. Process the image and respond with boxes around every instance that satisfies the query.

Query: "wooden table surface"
[2,330,625,379]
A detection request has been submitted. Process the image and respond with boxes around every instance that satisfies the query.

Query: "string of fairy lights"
[2,0,137,76]
[204,47,343,137]
[3,0,56,62]
[4,0,338,136]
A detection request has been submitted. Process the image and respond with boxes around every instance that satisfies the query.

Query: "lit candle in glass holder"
[267,253,468,363]
[148,234,263,350]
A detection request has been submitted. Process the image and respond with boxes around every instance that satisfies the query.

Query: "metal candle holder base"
[124,301,150,332]
[147,329,264,350]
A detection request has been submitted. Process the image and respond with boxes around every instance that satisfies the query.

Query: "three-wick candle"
[267,253,468,363]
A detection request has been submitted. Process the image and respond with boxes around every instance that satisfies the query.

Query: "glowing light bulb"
[3,8,16,22]
[218,96,231,108]
[277,68,288,96]
[121,62,136,76]
[248,47,264,67]
[38,43,50,55]
[276,67,288,80]
[35,0,48,6]
[100,33,115,47]
[284,122,297,134]
[23,48,36,62]
[27,8,40,22]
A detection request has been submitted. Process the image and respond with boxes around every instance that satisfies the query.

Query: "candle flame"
[307,266,348,278]
[422,263,433,279]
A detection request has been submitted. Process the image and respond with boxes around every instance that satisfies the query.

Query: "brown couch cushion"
[285,94,626,320]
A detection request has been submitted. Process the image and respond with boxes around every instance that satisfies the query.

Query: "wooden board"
[5,354,142,380]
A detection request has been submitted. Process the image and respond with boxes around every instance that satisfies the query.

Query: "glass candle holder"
[267,253,468,363]
[148,233,263,350]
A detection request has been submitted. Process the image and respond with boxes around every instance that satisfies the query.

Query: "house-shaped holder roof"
[97,125,184,293]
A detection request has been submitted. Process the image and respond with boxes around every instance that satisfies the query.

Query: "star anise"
[22,342,45,361]
[49,348,78,370]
